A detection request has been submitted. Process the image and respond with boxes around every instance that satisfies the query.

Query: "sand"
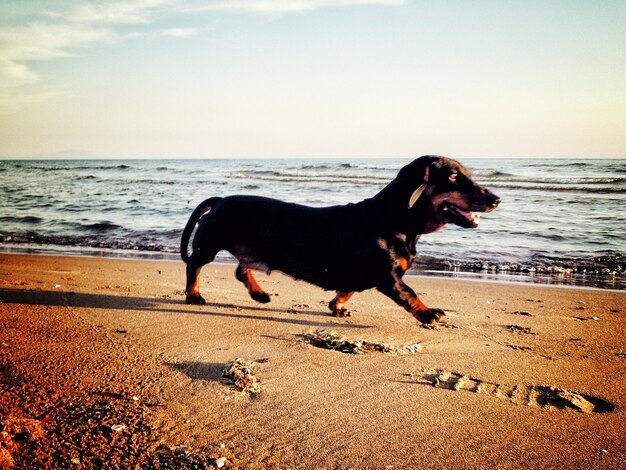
[0,253,624,469]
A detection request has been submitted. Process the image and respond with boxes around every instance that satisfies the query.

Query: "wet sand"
[1,253,624,468]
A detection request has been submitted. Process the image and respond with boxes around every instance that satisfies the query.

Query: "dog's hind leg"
[329,291,354,317]
[378,280,445,324]
[235,265,271,304]
[184,251,217,305]
[185,262,206,304]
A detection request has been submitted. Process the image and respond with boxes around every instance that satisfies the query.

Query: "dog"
[180,156,500,324]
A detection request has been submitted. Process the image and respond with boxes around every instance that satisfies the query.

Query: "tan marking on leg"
[409,296,428,314]
[409,297,444,324]
[185,265,206,304]
[397,257,410,272]
[329,291,354,317]
[190,271,201,296]
[236,266,271,303]
[243,269,264,295]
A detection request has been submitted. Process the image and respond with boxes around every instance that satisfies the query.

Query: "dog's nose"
[483,189,500,208]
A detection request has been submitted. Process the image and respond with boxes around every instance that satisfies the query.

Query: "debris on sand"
[214,456,228,468]
[507,325,536,335]
[511,311,533,316]
[222,359,262,395]
[0,377,221,468]
[302,329,422,355]
[0,416,44,468]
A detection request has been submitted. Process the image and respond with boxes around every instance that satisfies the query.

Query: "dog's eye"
[449,172,458,184]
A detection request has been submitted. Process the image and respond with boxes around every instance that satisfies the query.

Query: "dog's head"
[397,156,500,232]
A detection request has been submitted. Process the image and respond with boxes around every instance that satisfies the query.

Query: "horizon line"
[1,155,625,161]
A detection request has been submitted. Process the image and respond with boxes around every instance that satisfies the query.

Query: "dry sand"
[0,253,624,469]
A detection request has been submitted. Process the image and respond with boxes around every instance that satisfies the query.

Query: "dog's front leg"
[329,291,354,317]
[378,280,445,324]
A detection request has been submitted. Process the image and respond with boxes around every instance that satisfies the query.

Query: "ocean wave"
[523,161,591,168]
[62,203,89,212]
[478,174,625,184]
[1,232,176,253]
[143,228,181,239]
[228,169,390,184]
[234,176,386,186]
[480,170,514,177]
[7,163,133,172]
[235,169,279,176]
[84,221,122,232]
[299,164,331,170]
[560,162,592,168]
[0,215,44,224]
[125,178,177,185]
[483,182,625,194]
[337,162,403,171]
[413,253,625,275]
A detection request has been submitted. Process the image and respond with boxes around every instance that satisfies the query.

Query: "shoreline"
[2,157,624,294]
[1,244,624,291]
[1,253,625,468]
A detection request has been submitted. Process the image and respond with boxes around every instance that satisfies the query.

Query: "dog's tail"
[180,197,221,263]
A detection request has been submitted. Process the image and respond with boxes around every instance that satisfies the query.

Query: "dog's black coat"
[181,156,500,324]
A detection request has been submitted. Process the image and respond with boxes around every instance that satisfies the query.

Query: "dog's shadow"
[0,288,369,329]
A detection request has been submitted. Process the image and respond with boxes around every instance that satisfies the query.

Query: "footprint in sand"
[413,370,614,414]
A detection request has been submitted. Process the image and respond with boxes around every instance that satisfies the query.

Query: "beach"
[1,253,624,468]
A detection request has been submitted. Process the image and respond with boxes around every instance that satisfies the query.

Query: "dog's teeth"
[470,213,481,223]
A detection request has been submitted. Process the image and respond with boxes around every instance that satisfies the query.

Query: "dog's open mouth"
[439,202,481,228]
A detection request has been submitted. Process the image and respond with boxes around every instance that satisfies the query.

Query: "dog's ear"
[408,165,429,209]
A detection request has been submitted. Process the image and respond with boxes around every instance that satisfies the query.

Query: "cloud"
[0,0,403,100]
[62,0,174,25]
[0,0,171,92]
[197,0,404,15]
[0,21,115,93]
[160,27,199,38]
[0,60,39,84]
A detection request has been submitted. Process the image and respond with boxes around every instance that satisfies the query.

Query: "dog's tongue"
[458,207,480,225]
[441,203,481,228]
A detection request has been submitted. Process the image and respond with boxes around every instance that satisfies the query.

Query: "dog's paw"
[330,306,352,317]
[415,308,445,324]
[328,299,352,317]
[186,294,206,305]
[251,291,271,304]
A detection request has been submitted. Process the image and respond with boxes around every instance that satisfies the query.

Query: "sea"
[1,158,624,290]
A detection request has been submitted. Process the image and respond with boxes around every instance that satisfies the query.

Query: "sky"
[0,0,625,159]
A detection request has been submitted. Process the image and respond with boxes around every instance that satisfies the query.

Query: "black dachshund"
[181,156,499,324]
